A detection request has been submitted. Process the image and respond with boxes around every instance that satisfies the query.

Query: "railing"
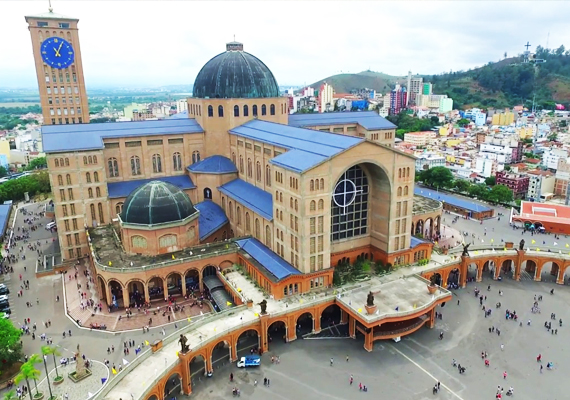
[216,270,247,304]
[95,305,246,400]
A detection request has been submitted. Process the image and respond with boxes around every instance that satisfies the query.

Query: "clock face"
[41,37,74,69]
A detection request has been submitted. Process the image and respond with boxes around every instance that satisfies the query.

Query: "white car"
[2,312,9,319]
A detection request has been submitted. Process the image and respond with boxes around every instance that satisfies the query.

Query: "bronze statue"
[366,291,374,307]
[178,334,189,353]
[519,239,525,251]
[462,243,470,257]
[258,299,268,314]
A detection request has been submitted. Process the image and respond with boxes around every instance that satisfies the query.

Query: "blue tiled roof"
[230,120,362,173]
[187,155,238,174]
[410,236,430,249]
[42,119,203,153]
[169,111,188,119]
[0,204,12,236]
[237,237,301,281]
[218,178,273,220]
[108,175,195,199]
[288,111,396,130]
[195,201,228,240]
[414,186,491,213]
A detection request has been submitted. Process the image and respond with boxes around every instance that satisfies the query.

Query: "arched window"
[270,104,275,115]
[96,187,101,197]
[64,158,69,166]
[192,151,200,164]
[245,212,251,232]
[232,152,236,165]
[310,180,314,191]
[88,188,93,198]
[86,172,92,183]
[90,204,96,222]
[94,172,99,182]
[318,199,324,210]
[310,200,316,211]
[234,105,239,117]
[222,231,227,240]
[116,202,123,215]
[239,156,244,173]
[243,105,249,117]
[398,168,402,179]
[66,174,71,185]
[295,199,298,211]
[237,206,241,225]
[229,201,233,219]
[265,165,271,186]
[397,187,402,196]
[57,175,63,186]
[108,158,119,177]
[203,187,212,200]
[132,235,147,249]
[93,155,97,164]
[159,234,177,248]
[172,152,182,171]
[83,156,88,165]
[98,202,104,224]
[130,156,141,175]
[88,156,93,164]
[279,192,283,202]
[315,179,320,190]
[59,158,64,167]
[261,104,267,116]
[255,218,260,239]
[290,197,293,208]
[404,186,409,195]
[253,105,258,116]
[406,167,410,177]
[265,225,271,248]
[55,159,59,167]
[320,178,324,189]
[256,161,261,181]
[152,154,162,173]
[208,105,213,117]
[247,158,252,178]
[218,105,224,117]
[222,197,226,211]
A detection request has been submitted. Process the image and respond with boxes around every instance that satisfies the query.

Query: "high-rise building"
[406,72,423,106]
[389,84,407,115]
[422,83,433,95]
[25,7,89,125]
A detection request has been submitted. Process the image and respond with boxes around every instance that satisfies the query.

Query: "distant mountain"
[309,71,405,94]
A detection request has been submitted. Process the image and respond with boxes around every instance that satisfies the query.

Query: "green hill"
[309,71,405,94]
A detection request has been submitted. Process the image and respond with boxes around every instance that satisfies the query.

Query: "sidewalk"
[64,260,212,332]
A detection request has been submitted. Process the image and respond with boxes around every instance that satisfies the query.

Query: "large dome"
[193,42,280,99]
[121,181,196,225]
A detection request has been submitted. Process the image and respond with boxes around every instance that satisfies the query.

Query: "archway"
[148,277,164,300]
[164,372,182,399]
[320,304,341,330]
[185,269,200,295]
[189,354,206,380]
[296,312,314,336]
[500,259,514,279]
[97,276,107,303]
[410,222,415,236]
[483,260,495,279]
[435,216,441,237]
[146,396,157,400]
[211,339,232,368]
[236,329,259,357]
[127,280,145,306]
[415,220,424,236]
[424,218,434,240]
[267,320,287,346]
[448,268,460,288]
[108,280,124,308]
[430,273,442,286]
[522,260,537,280]
[166,272,182,297]
[203,187,212,200]
[540,261,560,283]
[203,265,217,278]
[466,263,478,282]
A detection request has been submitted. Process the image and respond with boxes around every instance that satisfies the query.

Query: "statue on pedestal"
[75,344,87,378]
[178,334,190,353]
[258,299,267,315]
[519,239,525,251]
[462,243,470,257]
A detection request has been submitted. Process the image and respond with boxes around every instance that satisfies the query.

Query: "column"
[494,263,501,280]
[363,330,373,352]
[340,309,348,324]
[205,351,213,375]
[163,279,169,300]
[259,314,269,354]
[477,265,483,282]
[144,285,150,304]
[557,267,565,285]
[230,343,237,362]
[427,308,436,329]
[181,278,187,297]
[348,315,356,339]
[287,319,297,342]
[122,289,130,309]
[313,314,321,333]
[534,265,541,282]
[181,359,191,395]
[105,284,112,307]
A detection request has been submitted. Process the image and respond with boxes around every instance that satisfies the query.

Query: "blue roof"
[414,186,491,213]
[230,119,363,173]
[194,201,228,240]
[187,155,238,174]
[107,175,195,199]
[42,119,203,153]
[0,204,12,236]
[218,178,273,220]
[169,111,188,119]
[410,236,429,249]
[237,237,301,281]
[288,111,396,130]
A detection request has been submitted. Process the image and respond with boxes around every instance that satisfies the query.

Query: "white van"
[46,221,56,230]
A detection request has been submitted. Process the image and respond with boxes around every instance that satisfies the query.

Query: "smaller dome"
[121,181,196,225]
[187,155,237,174]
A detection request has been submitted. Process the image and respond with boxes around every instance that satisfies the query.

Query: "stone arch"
[147,276,164,300]
[145,395,158,400]
[267,319,287,346]
[319,303,341,329]
[164,372,182,399]
[184,268,200,294]
[108,279,124,308]
[166,272,183,296]
[424,217,434,239]
[296,311,314,336]
[189,352,207,380]
[210,337,233,367]
[97,275,107,303]
[415,219,424,236]
[447,268,460,288]
[125,278,145,305]
[430,272,442,286]
[234,328,260,356]
[539,260,560,283]
[466,262,479,282]
[497,258,516,279]
[219,260,234,270]
[202,265,217,278]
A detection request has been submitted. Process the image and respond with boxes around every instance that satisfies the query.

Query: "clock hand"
[53,46,61,58]
[56,42,63,57]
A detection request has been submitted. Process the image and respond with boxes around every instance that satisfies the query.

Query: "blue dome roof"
[187,155,237,174]
[121,181,196,225]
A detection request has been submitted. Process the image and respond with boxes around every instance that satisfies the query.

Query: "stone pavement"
[36,360,109,400]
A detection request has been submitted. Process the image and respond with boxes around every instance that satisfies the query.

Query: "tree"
[457,118,471,127]
[419,166,454,189]
[41,345,61,381]
[0,319,24,373]
[0,166,7,178]
[3,391,17,400]
[430,116,440,125]
[488,184,513,203]
[26,354,43,398]
[24,157,47,171]
[485,176,496,186]
[39,349,55,400]
[454,179,471,193]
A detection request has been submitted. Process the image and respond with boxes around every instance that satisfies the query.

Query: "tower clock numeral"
[54,38,58,43]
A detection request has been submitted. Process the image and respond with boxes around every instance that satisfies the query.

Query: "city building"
[542,148,568,171]
[422,83,432,95]
[474,158,497,178]
[25,8,90,124]
[554,158,570,199]
[389,84,407,115]
[317,83,334,113]
[492,111,515,126]
[176,100,188,114]
[495,170,530,198]
[439,97,454,113]
[415,153,446,171]
[406,72,423,106]
[512,201,570,234]
[526,170,555,202]
[404,131,436,146]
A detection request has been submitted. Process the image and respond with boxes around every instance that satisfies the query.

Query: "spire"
[48,0,53,12]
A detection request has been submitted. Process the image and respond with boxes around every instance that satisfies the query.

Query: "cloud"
[2,1,569,88]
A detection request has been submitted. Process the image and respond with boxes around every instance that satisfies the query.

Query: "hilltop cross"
[525,41,531,51]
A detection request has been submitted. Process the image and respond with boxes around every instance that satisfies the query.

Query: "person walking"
[346,355,349,362]
[503,371,507,379]
[330,358,334,366]
[349,375,353,385]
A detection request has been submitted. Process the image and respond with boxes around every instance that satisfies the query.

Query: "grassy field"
[0,102,40,108]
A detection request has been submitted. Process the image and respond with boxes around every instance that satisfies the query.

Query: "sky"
[2,0,570,89]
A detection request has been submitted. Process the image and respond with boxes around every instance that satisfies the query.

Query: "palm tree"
[41,345,61,380]
[27,354,43,397]
[15,362,33,399]
[39,354,54,400]
[3,390,17,400]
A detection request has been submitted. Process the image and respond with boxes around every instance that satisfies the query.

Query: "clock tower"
[25,7,89,125]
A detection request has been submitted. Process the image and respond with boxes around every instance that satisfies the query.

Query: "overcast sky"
[2,1,569,89]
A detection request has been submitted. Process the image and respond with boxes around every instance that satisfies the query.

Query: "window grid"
[331,165,369,241]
